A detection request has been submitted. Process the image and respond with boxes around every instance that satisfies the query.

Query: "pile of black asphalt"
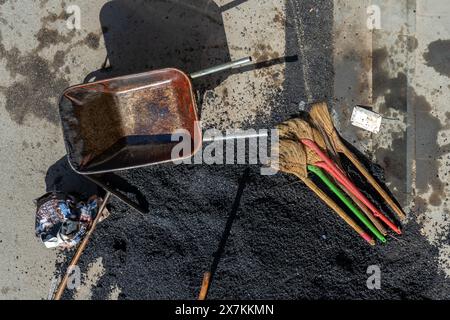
[57,156,449,300]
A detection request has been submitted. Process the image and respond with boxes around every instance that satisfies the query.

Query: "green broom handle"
[308,165,386,243]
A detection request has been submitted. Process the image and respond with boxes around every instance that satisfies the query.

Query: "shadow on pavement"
[84,0,233,96]
[45,156,99,198]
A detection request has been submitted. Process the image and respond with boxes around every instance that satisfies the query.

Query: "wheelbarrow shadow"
[45,156,99,198]
[85,0,233,100]
[45,156,149,211]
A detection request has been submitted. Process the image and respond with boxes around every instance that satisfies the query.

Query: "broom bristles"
[276,118,315,141]
[277,122,296,140]
[310,102,336,135]
[312,127,327,150]
[276,118,326,165]
[274,139,308,178]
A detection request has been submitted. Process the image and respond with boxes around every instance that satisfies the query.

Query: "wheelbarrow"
[54,57,263,300]
[59,57,256,212]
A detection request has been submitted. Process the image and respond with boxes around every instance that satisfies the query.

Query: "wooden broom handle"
[301,177,375,245]
[339,142,407,221]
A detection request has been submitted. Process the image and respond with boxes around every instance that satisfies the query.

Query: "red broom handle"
[302,139,401,235]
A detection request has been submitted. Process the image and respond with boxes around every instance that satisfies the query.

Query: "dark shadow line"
[82,68,110,84]
[229,55,298,76]
[220,0,249,12]
[207,167,251,294]
[83,56,112,83]
[87,174,149,214]
[340,137,402,226]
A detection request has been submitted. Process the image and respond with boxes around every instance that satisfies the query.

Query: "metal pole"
[190,57,252,79]
[202,131,268,143]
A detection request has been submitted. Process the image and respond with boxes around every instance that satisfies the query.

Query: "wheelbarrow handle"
[190,57,252,79]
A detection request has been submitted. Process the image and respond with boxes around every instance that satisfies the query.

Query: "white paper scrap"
[350,106,382,133]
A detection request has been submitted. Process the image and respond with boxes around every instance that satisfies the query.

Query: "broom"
[275,139,375,245]
[308,114,388,236]
[307,165,386,243]
[278,118,401,234]
[309,102,406,221]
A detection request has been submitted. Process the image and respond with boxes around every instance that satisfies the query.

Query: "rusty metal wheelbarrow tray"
[60,68,201,174]
[59,58,250,175]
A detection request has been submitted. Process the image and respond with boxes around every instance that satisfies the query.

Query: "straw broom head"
[309,106,343,164]
[274,139,308,178]
[309,102,337,138]
[311,126,327,150]
[277,118,325,164]
[277,118,314,141]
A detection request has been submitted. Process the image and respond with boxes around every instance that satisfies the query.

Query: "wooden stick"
[300,176,375,245]
[275,136,374,245]
[313,122,387,235]
[197,169,250,300]
[53,192,111,300]
[198,272,211,300]
[339,144,406,220]
[310,102,406,221]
